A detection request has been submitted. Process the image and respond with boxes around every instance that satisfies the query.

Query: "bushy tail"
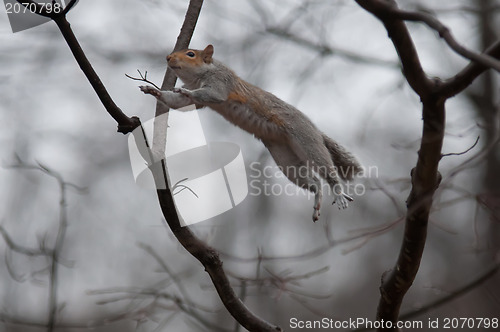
[323,134,362,181]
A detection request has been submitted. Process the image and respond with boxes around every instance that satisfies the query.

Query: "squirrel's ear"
[202,44,214,63]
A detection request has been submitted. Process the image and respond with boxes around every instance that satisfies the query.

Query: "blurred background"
[0,0,499,331]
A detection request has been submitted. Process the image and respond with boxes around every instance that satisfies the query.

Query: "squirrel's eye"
[186,51,195,57]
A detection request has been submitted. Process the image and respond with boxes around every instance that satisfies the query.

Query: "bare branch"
[356,1,448,329]
[142,0,283,330]
[52,16,140,133]
[400,264,499,321]
[62,0,79,15]
[156,186,282,331]
[440,40,500,98]
[356,0,433,96]
[1,159,78,331]
[221,217,403,263]
[16,0,141,133]
[88,283,229,331]
[17,0,280,329]
[0,225,52,256]
[125,70,161,90]
[382,6,500,72]
[137,243,194,307]
[15,2,139,133]
[172,178,199,198]
[441,136,480,158]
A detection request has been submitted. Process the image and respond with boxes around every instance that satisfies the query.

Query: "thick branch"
[156,170,281,332]
[377,99,444,327]
[62,0,79,15]
[356,0,433,96]
[386,8,500,73]
[356,1,448,329]
[19,0,279,329]
[150,1,281,330]
[440,40,500,98]
[151,0,206,157]
[357,0,500,72]
[52,16,140,134]
[156,0,204,117]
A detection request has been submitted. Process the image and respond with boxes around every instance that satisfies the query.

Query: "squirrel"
[140,44,362,221]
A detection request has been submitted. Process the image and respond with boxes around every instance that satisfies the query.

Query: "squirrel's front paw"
[139,86,161,98]
[173,87,192,97]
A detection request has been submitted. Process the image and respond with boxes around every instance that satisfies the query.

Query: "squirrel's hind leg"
[289,171,323,222]
[297,141,351,210]
[312,183,322,222]
[265,142,323,221]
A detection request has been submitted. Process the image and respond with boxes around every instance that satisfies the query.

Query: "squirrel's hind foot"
[312,192,322,222]
[332,193,353,209]
[312,208,320,222]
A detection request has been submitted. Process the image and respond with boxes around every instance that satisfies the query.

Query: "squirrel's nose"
[166,55,172,62]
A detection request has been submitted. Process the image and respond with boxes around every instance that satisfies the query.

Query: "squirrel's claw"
[140,86,161,98]
[312,207,320,222]
[332,193,352,210]
[312,197,321,222]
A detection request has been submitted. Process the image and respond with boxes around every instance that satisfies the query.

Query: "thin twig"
[2,159,76,332]
[172,178,199,198]
[441,136,480,158]
[0,225,52,256]
[125,70,161,90]
[399,263,499,321]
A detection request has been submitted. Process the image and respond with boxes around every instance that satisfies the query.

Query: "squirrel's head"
[166,45,214,82]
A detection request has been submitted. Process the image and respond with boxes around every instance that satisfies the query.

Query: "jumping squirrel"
[140,44,362,221]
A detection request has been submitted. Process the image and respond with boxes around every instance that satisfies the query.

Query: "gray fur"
[140,48,362,221]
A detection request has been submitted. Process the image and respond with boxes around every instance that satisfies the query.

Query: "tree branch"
[356,1,448,329]
[353,265,499,332]
[16,1,140,134]
[51,16,140,133]
[150,0,207,162]
[156,186,281,331]
[2,160,74,332]
[357,0,500,72]
[17,0,281,329]
[440,40,500,99]
[441,136,480,158]
[145,1,280,330]
[62,0,79,15]
[356,0,433,96]
[0,225,52,256]
[400,263,499,321]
